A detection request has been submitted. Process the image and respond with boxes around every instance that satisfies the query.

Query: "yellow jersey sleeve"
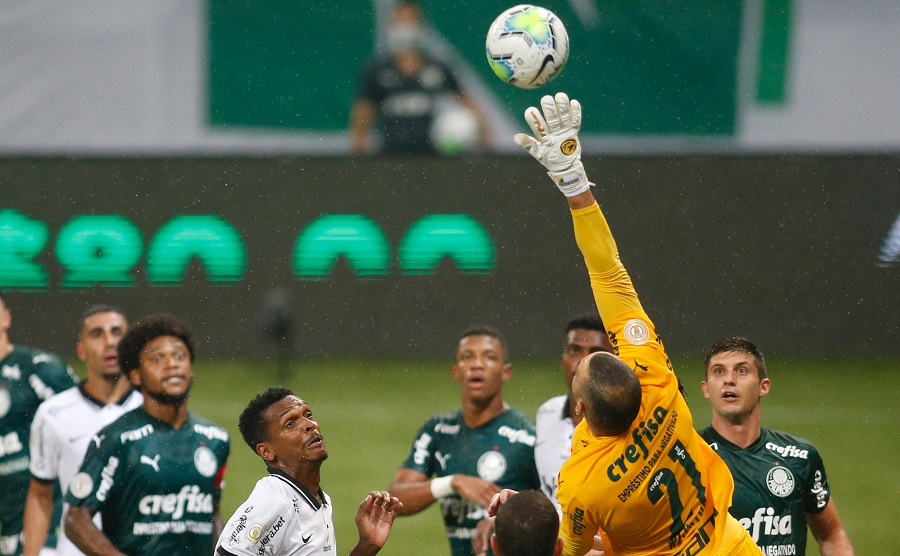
[570,202,642,323]
[556,202,743,555]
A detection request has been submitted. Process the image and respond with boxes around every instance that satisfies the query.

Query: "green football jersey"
[0,345,76,554]
[66,407,230,555]
[700,426,830,555]
[402,407,540,556]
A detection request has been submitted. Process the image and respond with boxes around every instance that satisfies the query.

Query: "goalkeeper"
[509,92,759,556]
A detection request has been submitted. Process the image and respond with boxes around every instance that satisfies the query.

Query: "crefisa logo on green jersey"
[138,485,213,519]
[96,456,120,502]
[739,507,792,542]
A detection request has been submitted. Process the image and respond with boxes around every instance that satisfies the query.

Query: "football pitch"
[189,355,899,555]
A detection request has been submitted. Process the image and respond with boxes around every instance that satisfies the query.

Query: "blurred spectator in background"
[349,1,489,155]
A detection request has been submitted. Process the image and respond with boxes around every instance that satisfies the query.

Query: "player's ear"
[0,306,11,331]
[501,362,513,382]
[700,380,710,399]
[553,537,563,556]
[256,442,275,463]
[75,341,87,362]
[450,362,462,382]
[574,398,585,417]
[489,534,500,556]
[758,377,771,398]
[129,368,142,387]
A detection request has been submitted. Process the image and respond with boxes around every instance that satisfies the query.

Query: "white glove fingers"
[570,98,583,130]
[540,94,562,133]
[513,133,539,154]
[555,92,573,129]
[523,106,550,141]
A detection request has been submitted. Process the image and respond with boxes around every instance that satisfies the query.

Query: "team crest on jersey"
[477,451,507,482]
[766,466,795,497]
[194,446,218,477]
[0,387,10,418]
[69,472,94,499]
[246,520,266,544]
[623,319,650,346]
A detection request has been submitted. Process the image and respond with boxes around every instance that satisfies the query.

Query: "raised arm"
[515,92,642,323]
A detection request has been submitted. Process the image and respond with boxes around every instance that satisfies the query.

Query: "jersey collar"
[267,467,328,510]
[561,395,572,421]
[705,425,765,452]
[77,381,140,408]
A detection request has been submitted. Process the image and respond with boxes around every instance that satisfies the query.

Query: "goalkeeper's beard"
[145,379,193,406]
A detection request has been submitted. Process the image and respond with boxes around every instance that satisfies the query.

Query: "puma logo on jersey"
[91,434,105,449]
[435,451,451,470]
[141,454,161,472]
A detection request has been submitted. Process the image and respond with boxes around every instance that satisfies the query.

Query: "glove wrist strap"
[548,161,594,197]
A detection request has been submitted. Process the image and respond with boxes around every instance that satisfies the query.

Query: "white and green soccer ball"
[485,5,569,89]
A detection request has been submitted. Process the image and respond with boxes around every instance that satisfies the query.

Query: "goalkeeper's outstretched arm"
[515,92,642,323]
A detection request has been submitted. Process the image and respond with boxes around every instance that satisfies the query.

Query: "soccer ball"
[485,5,569,89]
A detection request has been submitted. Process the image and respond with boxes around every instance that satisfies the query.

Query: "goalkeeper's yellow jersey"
[556,203,753,556]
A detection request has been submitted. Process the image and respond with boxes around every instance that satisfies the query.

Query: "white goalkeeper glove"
[513,92,594,197]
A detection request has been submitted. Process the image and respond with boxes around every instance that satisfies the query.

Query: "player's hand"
[487,488,519,517]
[471,516,496,556]
[452,475,502,509]
[352,491,403,555]
[514,92,593,197]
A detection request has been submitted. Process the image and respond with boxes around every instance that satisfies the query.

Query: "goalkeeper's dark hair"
[117,313,195,375]
[494,490,559,556]
[565,311,605,334]
[704,336,767,379]
[458,324,508,360]
[578,353,642,436]
[239,388,294,450]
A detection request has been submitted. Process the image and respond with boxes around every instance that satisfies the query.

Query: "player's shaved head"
[576,352,641,436]
[493,490,560,556]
